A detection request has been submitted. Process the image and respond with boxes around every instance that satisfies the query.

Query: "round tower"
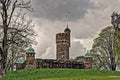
[25,47,36,68]
[84,51,92,69]
[56,25,71,61]
[64,24,71,47]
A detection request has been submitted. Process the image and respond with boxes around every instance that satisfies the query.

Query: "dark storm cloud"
[31,0,93,21]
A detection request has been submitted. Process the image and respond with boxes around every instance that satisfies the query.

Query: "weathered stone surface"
[36,59,85,69]
[56,27,71,61]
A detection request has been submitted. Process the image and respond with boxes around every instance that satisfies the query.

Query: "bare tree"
[6,13,36,71]
[0,0,33,74]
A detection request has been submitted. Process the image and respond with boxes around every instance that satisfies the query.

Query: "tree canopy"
[91,26,120,70]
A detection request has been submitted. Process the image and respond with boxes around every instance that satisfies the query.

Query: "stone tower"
[84,51,92,69]
[25,47,36,68]
[56,25,71,61]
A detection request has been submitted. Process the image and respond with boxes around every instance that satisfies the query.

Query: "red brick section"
[0,70,5,78]
[84,57,92,69]
[56,28,70,61]
[25,53,36,68]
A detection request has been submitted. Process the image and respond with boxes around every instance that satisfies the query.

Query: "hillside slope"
[1,69,120,80]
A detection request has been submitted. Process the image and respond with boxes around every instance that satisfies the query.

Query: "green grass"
[1,69,120,80]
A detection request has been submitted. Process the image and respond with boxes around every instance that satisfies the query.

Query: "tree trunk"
[1,2,8,73]
[11,50,14,71]
[2,23,8,72]
[111,57,116,71]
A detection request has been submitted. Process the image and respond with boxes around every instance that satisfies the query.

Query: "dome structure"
[16,58,25,64]
[85,52,92,58]
[64,24,71,32]
[26,47,35,54]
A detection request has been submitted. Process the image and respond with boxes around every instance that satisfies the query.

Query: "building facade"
[15,27,92,70]
[25,47,36,68]
[36,59,84,69]
[56,26,71,61]
[84,51,93,69]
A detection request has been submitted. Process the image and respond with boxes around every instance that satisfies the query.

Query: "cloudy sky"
[27,0,120,59]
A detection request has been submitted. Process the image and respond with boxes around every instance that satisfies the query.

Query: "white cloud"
[40,47,55,59]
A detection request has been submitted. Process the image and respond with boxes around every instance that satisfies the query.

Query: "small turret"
[25,47,36,68]
[26,47,35,54]
[64,24,71,47]
[64,24,71,32]
[84,50,92,69]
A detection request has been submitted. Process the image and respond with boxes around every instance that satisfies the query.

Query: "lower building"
[15,58,25,70]
[84,51,93,69]
[15,27,93,70]
[36,59,84,69]
[15,47,92,70]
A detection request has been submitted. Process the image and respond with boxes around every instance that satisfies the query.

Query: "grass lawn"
[1,69,120,80]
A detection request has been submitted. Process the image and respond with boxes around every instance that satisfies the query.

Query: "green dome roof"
[26,47,35,54]
[16,58,25,64]
[85,52,92,58]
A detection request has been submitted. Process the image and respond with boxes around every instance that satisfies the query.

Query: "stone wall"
[36,59,85,69]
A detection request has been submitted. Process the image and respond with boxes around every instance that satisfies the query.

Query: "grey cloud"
[31,0,93,21]
[31,0,120,59]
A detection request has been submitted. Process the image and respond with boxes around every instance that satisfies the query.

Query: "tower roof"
[64,24,71,32]
[26,47,35,54]
[16,58,25,64]
[85,52,92,58]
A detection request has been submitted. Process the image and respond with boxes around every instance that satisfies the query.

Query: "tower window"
[61,47,63,51]
[29,62,33,65]
[61,55,64,58]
